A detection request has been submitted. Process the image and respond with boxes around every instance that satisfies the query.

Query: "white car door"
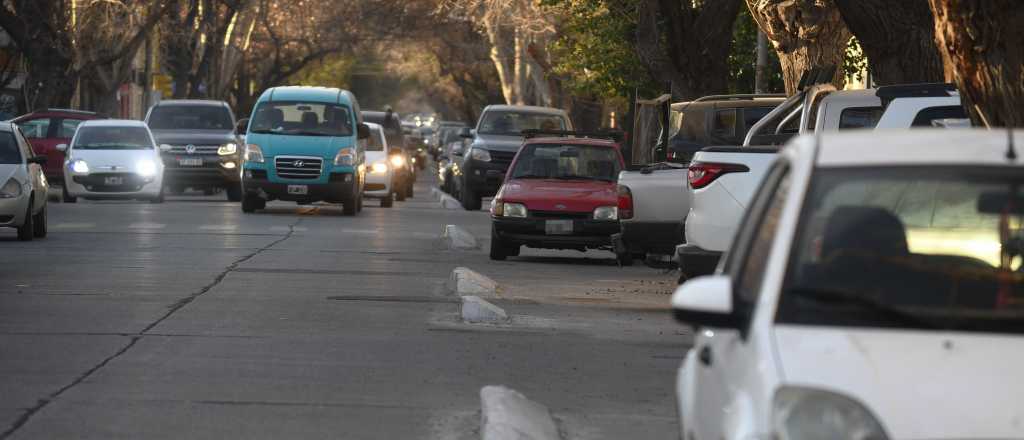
[14,128,44,212]
[691,162,792,440]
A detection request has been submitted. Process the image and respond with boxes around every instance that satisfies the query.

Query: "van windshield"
[250,102,353,137]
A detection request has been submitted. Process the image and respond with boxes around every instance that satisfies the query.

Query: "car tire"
[242,193,263,213]
[489,228,516,261]
[381,193,393,208]
[150,189,165,204]
[342,199,357,216]
[32,204,47,238]
[226,184,243,202]
[17,199,34,241]
[357,192,364,212]
[62,185,76,203]
[395,186,406,202]
[460,182,481,211]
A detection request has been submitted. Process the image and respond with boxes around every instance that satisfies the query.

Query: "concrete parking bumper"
[480,385,560,440]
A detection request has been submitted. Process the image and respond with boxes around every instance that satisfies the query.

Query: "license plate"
[179,158,203,167]
[104,176,124,185]
[545,219,574,235]
[287,185,308,195]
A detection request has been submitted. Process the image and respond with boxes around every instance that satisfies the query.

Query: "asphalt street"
[0,171,689,439]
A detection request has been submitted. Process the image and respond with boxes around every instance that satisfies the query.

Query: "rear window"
[712,109,738,139]
[911,105,968,127]
[0,132,20,163]
[148,105,233,130]
[839,107,884,129]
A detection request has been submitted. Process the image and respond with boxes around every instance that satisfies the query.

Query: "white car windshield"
[74,127,154,150]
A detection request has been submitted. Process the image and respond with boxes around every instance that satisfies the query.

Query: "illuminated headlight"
[470,148,491,162]
[774,387,889,440]
[334,148,355,166]
[389,155,406,168]
[502,203,527,218]
[0,178,21,198]
[218,143,238,156]
[371,162,388,174]
[70,159,90,174]
[136,159,158,177]
[593,206,618,220]
[244,144,264,163]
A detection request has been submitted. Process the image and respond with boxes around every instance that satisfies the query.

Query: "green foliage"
[727,7,784,94]
[844,36,869,83]
[290,56,357,90]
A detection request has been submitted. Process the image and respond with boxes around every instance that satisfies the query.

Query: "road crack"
[0,219,304,440]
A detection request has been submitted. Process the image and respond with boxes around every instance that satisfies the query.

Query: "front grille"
[489,150,516,166]
[166,144,219,154]
[275,156,323,180]
[530,210,590,220]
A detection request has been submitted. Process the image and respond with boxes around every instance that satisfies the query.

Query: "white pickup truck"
[678,82,967,279]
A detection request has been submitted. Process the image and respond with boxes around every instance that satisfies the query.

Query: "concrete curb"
[461,295,508,323]
[439,193,464,210]
[430,187,443,201]
[445,267,497,295]
[441,224,479,250]
[480,386,559,440]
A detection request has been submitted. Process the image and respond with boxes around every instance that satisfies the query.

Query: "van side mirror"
[236,118,249,134]
[56,143,68,152]
[459,127,474,139]
[672,275,739,329]
[357,123,371,140]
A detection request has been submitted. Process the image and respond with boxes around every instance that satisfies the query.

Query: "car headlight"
[774,387,889,440]
[502,202,527,218]
[218,142,238,156]
[470,148,491,162]
[371,162,388,174]
[244,144,264,163]
[593,206,618,220]
[0,178,21,198]
[136,159,158,177]
[334,148,355,166]
[389,155,406,168]
[70,159,90,174]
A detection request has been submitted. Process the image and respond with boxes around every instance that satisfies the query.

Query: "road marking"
[340,228,378,234]
[199,225,238,231]
[129,223,166,229]
[52,223,95,229]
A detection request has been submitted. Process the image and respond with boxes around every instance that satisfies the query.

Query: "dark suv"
[145,100,243,201]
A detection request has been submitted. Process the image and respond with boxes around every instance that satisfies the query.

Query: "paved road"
[0,172,689,439]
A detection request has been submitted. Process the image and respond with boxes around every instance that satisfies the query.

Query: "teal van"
[240,86,369,214]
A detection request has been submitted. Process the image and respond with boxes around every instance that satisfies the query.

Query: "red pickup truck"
[489,131,632,262]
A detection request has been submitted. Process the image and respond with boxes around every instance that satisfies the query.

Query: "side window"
[712,109,738,140]
[742,107,773,132]
[911,105,968,127]
[18,118,52,139]
[839,107,884,129]
[57,118,85,138]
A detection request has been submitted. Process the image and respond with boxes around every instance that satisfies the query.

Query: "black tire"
[241,193,263,213]
[17,199,34,241]
[395,185,407,201]
[32,204,47,238]
[356,192,364,212]
[342,199,357,216]
[381,193,393,208]
[150,188,165,204]
[62,185,76,203]
[490,227,517,260]
[225,184,243,202]
[460,181,481,211]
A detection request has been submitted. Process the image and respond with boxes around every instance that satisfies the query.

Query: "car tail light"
[688,162,749,189]
[617,185,633,220]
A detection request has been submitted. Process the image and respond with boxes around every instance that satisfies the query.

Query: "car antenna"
[1007,129,1017,161]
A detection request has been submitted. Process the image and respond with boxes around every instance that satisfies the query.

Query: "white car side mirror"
[159,144,173,152]
[672,275,738,328]
[56,143,68,152]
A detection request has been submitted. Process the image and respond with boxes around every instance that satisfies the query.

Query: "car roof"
[793,129,1024,168]
[153,100,228,107]
[482,105,567,115]
[13,108,103,121]
[260,86,355,105]
[79,119,149,128]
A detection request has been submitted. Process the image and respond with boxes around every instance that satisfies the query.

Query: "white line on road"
[129,223,167,229]
[51,223,96,229]
[199,225,238,231]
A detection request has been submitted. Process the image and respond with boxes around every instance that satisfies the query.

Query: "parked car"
[456,105,573,210]
[489,130,627,261]
[240,86,369,215]
[59,120,166,203]
[679,80,968,279]
[672,129,1024,440]
[433,121,468,159]
[145,100,243,201]
[362,110,413,200]
[438,133,469,194]
[617,95,784,262]
[12,108,104,186]
[0,122,48,240]
[362,122,395,208]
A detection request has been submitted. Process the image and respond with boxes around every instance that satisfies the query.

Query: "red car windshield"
[510,144,620,182]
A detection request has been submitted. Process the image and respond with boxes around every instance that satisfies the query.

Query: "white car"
[59,120,166,203]
[0,122,48,240]
[362,122,395,208]
[673,129,1024,440]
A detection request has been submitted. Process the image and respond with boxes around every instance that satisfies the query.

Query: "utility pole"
[755,30,768,93]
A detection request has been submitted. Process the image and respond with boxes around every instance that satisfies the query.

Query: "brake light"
[617,185,633,219]
[688,162,750,189]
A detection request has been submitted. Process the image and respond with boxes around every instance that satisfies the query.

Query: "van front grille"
[275,156,323,179]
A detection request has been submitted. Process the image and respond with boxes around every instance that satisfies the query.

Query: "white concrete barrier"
[461,295,508,323]
[439,193,463,210]
[480,385,560,440]
[441,225,478,250]
[445,267,497,295]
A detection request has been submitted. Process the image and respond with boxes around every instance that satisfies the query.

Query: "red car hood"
[500,178,618,213]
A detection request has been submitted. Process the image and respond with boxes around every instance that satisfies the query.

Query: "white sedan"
[362,122,395,207]
[673,129,1024,440]
[59,120,166,203]
[0,121,48,240]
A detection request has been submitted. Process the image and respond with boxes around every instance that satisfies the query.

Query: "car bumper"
[493,217,620,249]
[676,243,722,278]
[363,172,392,198]
[0,195,30,227]
[620,220,684,255]
[463,160,507,196]
[243,170,357,203]
[161,154,241,187]
[65,173,163,198]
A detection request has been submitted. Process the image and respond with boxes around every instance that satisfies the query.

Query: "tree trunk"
[746,0,851,94]
[485,19,516,105]
[835,0,944,85]
[25,56,77,110]
[929,0,1024,127]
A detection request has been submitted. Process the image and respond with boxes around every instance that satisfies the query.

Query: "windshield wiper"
[514,174,553,179]
[287,130,332,137]
[785,286,941,330]
[249,129,275,134]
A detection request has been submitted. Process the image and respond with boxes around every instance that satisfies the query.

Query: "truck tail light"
[688,162,749,189]
[617,185,634,220]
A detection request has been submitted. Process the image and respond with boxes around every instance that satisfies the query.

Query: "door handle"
[698,346,713,366]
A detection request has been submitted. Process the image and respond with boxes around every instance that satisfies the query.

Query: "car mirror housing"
[56,143,68,152]
[357,123,371,140]
[672,275,739,329]
[459,127,474,139]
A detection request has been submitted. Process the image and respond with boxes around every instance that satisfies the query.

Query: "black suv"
[145,100,243,201]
